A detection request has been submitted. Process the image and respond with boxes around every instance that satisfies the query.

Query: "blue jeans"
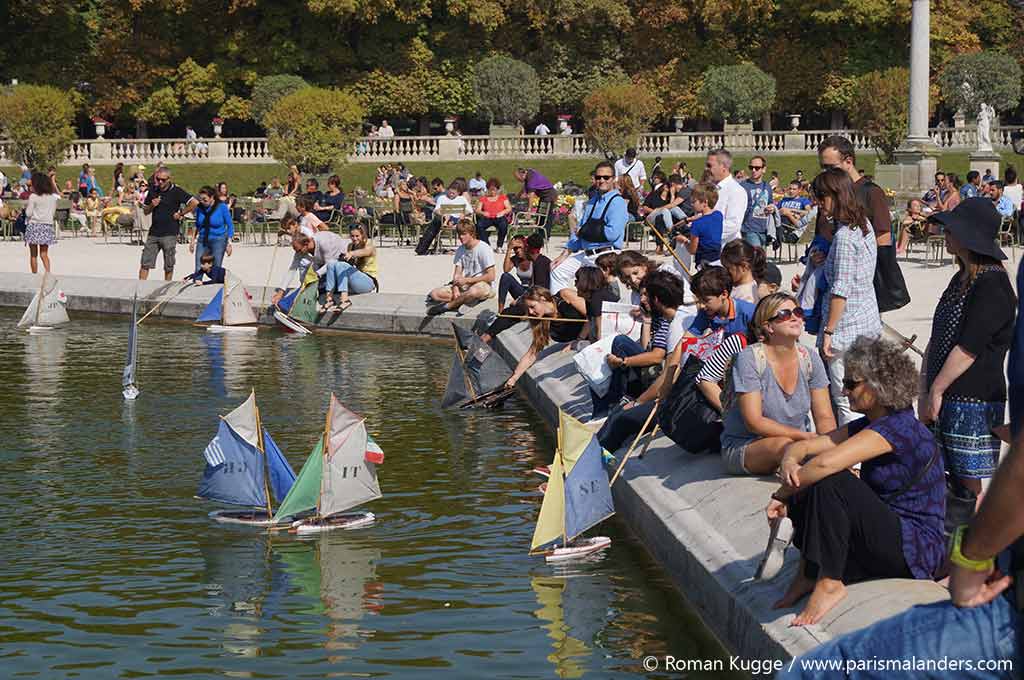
[776,595,1023,679]
[476,216,509,248]
[498,272,527,307]
[195,237,227,270]
[324,261,376,295]
[647,207,686,238]
[744,230,768,247]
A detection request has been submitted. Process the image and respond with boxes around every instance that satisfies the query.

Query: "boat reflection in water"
[531,571,613,679]
[273,536,383,661]
[200,331,261,397]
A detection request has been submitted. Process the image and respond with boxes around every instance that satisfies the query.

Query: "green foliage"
[135,87,180,126]
[582,83,658,157]
[817,73,858,111]
[700,64,777,124]
[939,50,1022,114]
[847,67,914,163]
[0,85,76,170]
[219,96,252,122]
[473,55,540,125]
[264,87,364,173]
[251,75,309,125]
[174,59,225,110]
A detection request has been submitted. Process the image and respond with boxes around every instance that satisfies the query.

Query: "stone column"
[903,0,931,151]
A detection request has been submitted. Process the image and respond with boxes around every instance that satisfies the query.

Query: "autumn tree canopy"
[0,0,1019,134]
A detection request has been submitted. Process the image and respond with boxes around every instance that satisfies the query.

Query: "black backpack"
[657,356,722,455]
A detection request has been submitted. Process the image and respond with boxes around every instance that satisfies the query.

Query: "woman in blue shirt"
[190,185,234,270]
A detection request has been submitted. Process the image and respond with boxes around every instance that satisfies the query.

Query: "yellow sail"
[558,411,595,475]
[530,454,565,554]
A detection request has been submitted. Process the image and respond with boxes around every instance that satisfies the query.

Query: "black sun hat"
[927,197,1006,261]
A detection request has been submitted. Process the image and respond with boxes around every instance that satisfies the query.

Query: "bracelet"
[949,525,995,572]
[770,492,788,503]
[823,328,834,336]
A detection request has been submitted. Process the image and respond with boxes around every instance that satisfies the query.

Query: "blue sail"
[264,429,296,504]
[197,420,267,507]
[277,288,298,313]
[563,436,615,542]
[196,288,223,323]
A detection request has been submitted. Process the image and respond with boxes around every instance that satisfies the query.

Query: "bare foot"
[773,572,815,609]
[791,578,847,626]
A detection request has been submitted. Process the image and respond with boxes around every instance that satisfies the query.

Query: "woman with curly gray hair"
[764,336,946,627]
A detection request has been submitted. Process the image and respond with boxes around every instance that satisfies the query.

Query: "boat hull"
[209,509,277,527]
[27,325,62,334]
[206,324,259,334]
[293,511,375,535]
[273,310,312,335]
[543,536,611,563]
[122,385,140,401]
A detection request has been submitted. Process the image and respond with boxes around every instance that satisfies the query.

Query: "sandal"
[336,300,352,312]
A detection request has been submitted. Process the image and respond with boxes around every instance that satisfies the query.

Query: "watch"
[823,328,834,336]
[949,525,995,572]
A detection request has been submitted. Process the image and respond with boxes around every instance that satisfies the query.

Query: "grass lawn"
[3,151,1021,194]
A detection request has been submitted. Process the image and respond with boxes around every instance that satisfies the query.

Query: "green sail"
[272,437,323,522]
[289,281,320,325]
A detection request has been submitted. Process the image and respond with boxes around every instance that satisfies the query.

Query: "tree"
[0,85,76,169]
[939,50,1022,116]
[582,83,658,157]
[219,96,252,122]
[251,75,309,125]
[847,67,925,163]
[472,55,540,125]
[699,64,776,125]
[174,59,225,111]
[135,87,181,127]
[263,87,364,173]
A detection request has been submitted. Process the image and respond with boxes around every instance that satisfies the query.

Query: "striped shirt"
[695,334,747,385]
[650,315,670,351]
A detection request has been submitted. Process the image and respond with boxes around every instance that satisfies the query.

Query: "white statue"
[977,102,995,153]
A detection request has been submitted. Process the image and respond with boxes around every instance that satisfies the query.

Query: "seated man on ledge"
[427,219,496,316]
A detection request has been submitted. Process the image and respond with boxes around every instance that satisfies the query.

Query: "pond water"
[0,312,740,679]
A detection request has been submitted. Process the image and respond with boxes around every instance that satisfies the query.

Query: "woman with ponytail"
[720,240,767,304]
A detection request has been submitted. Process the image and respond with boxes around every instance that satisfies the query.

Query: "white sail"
[123,293,140,391]
[320,396,382,518]
[222,389,260,450]
[222,273,258,326]
[18,274,69,328]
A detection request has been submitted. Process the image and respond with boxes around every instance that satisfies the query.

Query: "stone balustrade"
[0,128,1017,166]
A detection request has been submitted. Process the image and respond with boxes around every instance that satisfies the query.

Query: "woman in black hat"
[920,197,1016,504]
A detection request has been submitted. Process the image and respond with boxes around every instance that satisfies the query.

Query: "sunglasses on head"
[767,307,805,323]
[842,377,863,391]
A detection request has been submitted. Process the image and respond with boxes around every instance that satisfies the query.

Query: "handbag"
[600,301,642,341]
[657,356,722,454]
[572,333,618,397]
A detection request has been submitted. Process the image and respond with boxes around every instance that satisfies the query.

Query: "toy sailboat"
[272,267,317,335]
[18,273,69,333]
[272,393,384,535]
[195,273,259,333]
[122,292,140,400]
[441,323,513,409]
[530,410,614,563]
[197,390,297,526]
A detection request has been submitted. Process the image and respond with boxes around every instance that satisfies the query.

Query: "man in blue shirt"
[961,170,981,200]
[989,181,1016,218]
[549,160,627,306]
[740,155,774,248]
[686,266,755,336]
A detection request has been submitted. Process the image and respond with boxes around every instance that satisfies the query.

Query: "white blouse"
[26,193,59,225]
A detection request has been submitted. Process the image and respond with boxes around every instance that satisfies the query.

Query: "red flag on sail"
[365,436,384,464]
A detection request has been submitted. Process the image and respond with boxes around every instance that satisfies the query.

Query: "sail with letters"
[530,410,614,562]
[273,393,384,534]
[195,272,259,333]
[441,323,513,408]
[18,272,70,332]
[197,390,297,526]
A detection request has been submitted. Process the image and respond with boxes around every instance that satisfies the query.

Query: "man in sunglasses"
[740,155,775,248]
[140,168,197,281]
[549,160,627,308]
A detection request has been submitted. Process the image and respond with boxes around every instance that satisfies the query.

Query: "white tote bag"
[600,301,642,341]
[572,333,618,397]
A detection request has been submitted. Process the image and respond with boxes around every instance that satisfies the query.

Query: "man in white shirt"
[415,181,475,255]
[614,148,647,191]
[534,122,550,136]
[427,221,496,315]
[378,120,395,137]
[705,148,747,246]
[468,172,487,194]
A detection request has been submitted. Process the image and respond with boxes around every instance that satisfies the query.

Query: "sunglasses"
[749,165,764,170]
[594,175,614,180]
[767,307,805,323]
[842,377,863,391]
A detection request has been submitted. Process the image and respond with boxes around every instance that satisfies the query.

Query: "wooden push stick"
[609,400,659,486]
[259,240,282,308]
[648,224,692,277]
[496,314,588,323]
[637,424,660,459]
[882,322,925,358]
[453,340,478,401]
[137,282,191,325]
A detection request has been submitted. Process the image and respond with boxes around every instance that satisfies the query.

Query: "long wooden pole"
[496,314,588,323]
[254,398,274,520]
[609,400,659,486]
[637,424,660,459]
[137,282,191,325]
[882,321,925,358]
[259,239,281,308]
[453,341,477,401]
[648,224,692,277]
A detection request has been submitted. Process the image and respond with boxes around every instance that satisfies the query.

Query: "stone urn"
[212,118,223,138]
[92,117,109,139]
[444,116,457,135]
[788,114,801,131]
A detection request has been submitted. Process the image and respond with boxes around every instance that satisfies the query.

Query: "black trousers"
[788,470,912,583]
[597,400,656,453]
[415,217,443,255]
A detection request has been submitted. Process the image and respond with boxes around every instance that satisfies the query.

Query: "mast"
[221,281,228,324]
[317,397,333,520]
[34,272,45,327]
[254,395,273,518]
